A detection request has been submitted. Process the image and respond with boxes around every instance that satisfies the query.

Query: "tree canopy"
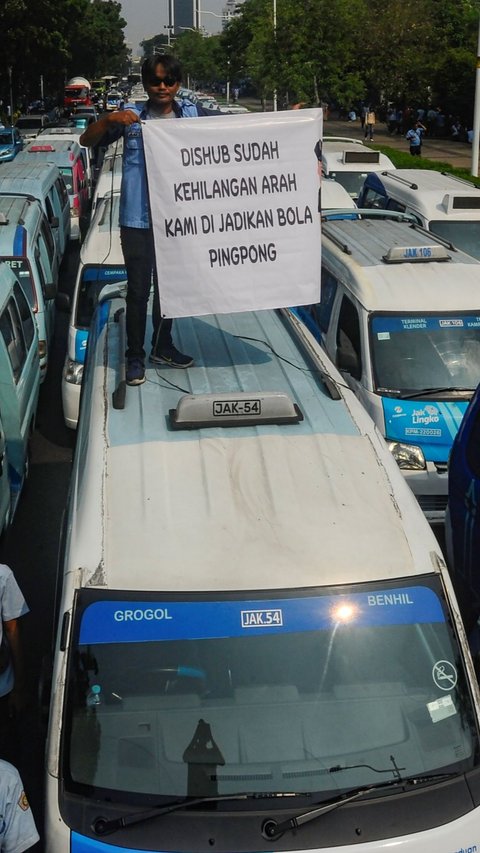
[0,0,128,112]
[167,0,480,119]
[1,0,480,120]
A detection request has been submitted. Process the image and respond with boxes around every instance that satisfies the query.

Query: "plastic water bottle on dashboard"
[86,684,102,708]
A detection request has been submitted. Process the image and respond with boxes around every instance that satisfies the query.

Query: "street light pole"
[7,66,13,122]
[273,0,277,112]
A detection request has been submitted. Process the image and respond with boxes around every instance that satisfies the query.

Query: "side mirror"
[337,346,361,380]
[55,291,70,312]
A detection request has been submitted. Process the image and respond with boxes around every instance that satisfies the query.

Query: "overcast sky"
[120,0,226,55]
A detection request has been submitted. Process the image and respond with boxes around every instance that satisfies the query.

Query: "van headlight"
[388,441,426,470]
[64,358,83,385]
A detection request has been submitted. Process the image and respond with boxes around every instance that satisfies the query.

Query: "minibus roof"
[16,138,82,165]
[322,140,395,172]
[0,195,42,252]
[79,192,122,266]
[0,160,61,187]
[365,169,480,219]
[322,218,480,312]
[70,298,443,591]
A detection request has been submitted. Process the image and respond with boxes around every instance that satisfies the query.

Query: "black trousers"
[120,226,173,360]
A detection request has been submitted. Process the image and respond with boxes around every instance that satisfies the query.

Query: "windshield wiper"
[398,387,474,400]
[261,771,458,840]
[92,792,297,836]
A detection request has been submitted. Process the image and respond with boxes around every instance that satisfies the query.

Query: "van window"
[337,295,362,377]
[3,260,35,309]
[37,233,53,288]
[370,313,480,393]
[0,298,27,381]
[34,247,48,297]
[318,270,338,332]
[45,195,55,226]
[59,167,73,194]
[429,220,480,261]
[362,188,387,210]
[40,219,55,263]
[56,177,69,208]
[13,281,34,350]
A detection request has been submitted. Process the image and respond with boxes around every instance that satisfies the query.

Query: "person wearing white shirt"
[0,760,39,852]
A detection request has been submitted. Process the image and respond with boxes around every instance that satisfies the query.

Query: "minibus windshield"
[76,266,127,329]
[63,579,478,804]
[371,312,480,394]
[328,171,369,199]
[3,259,35,309]
[429,220,480,261]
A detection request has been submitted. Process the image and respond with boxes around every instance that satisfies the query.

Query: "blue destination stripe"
[79,586,445,645]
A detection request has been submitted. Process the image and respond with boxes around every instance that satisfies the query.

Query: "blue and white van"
[44,286,480,853]
[60,191,125,427]
[295,215,480,523]
[0,261,40,527]
[357,169,480,260]
[0,160,71,266]
[0,195,57,380]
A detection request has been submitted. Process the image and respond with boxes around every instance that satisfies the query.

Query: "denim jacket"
[99,99,207,229]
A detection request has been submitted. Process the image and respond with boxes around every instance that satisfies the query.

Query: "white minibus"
[59,191,125,428]
[0,261,40,529]
[0,195,57,379]
[295,215,480,523]
[44,288,480,853]
[321,137,395,200]
[358,169,480,259]
[0,160,71,265]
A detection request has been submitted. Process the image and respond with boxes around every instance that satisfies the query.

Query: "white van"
[0,160,71,265]
[16,138,89,241]
[45,288,480,853]
[38,125,95,199]
[357,169,480,260]
[0,195,57,379]
[59,191,125,428]
[321,137,395,200]
[0,262,40,531]
[295,216,480,523]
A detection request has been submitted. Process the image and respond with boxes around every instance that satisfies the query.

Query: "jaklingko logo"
[412,406,439,426]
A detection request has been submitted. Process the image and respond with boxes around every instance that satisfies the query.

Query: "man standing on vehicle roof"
[80,54,220,386]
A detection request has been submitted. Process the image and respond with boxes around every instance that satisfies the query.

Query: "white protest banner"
[142,108,322,318]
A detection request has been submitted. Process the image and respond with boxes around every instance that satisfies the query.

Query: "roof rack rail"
[112,307,126,410]
[322,209,417,224]
[379,171,418,189]
[439,171,480,190]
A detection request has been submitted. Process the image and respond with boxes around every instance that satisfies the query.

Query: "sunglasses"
[148,75,178,87]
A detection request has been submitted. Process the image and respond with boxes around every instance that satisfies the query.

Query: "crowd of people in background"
[344,102,474,146]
